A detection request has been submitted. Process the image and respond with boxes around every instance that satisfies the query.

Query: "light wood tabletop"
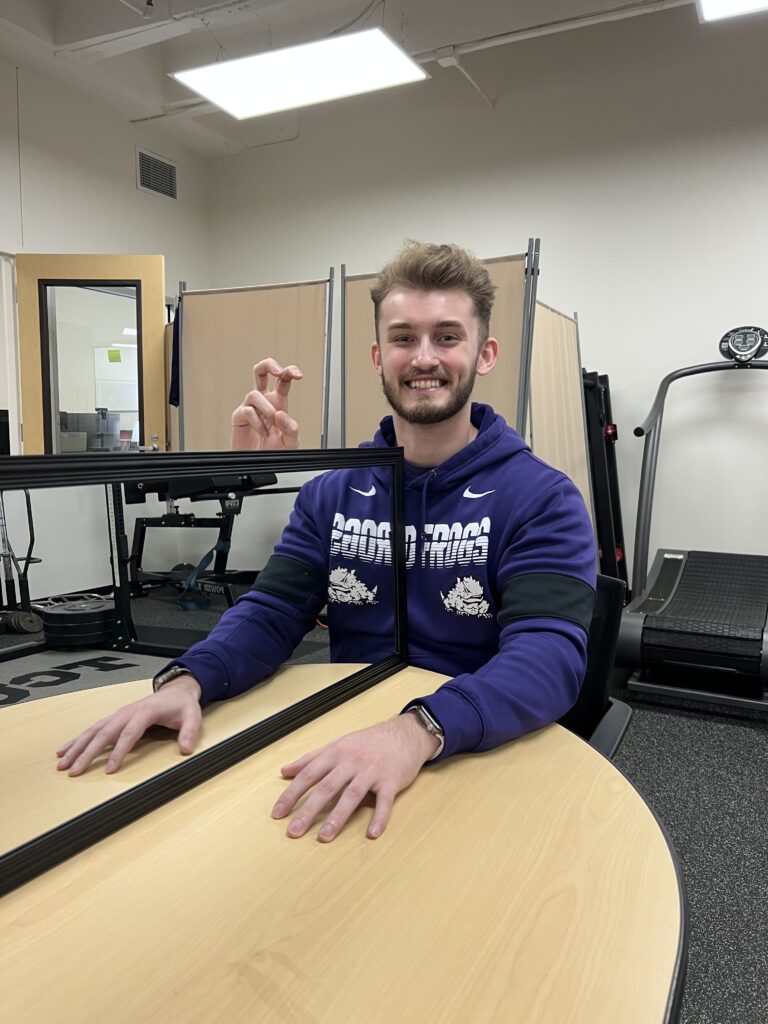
[0,665,684,1024]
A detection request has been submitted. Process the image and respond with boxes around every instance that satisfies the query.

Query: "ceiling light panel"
[171,28,427,120]
[696,0,768,20]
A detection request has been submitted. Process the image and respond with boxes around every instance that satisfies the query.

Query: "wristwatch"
[405,703,445,761]
[152,664,196,693]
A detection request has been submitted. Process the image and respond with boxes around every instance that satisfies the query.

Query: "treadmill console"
[718,326,768,363]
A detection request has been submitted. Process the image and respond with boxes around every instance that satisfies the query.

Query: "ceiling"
[0,0,695,155]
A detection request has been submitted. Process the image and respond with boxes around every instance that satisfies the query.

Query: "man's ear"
[371,341,383,376]
[476,337,499,377]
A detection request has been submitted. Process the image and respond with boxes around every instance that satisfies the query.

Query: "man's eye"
[438,334,459,343]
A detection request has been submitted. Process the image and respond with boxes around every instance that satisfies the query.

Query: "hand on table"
[271,713,440,842]
[55,675,202,776]
[231,358,303,451]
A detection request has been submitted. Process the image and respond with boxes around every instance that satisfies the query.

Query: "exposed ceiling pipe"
[414,0,694,63]
[60,0,279,58]
[127,0,695,124]
[115,0,152,17]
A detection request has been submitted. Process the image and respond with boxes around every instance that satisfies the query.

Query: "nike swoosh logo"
[463,487,495,499]
[349,485,376,497]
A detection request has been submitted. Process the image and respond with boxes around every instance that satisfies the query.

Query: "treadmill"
[617,326,768,711]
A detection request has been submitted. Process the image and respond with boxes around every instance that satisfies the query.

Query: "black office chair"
[558,573,632,758]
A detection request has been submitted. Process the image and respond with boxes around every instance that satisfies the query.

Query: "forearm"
[413,619,589,759]
[168,588,321,705]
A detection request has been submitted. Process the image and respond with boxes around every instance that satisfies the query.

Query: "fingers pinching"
[252,358,284,392]
[252,359,303,395]
[273,365,303,397]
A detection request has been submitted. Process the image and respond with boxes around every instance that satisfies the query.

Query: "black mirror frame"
[0,447,408,896]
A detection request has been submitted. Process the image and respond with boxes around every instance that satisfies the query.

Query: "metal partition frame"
[516,237,540,437]
[0,446,407,896]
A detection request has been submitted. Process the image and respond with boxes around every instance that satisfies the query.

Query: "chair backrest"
[558,573,626,741]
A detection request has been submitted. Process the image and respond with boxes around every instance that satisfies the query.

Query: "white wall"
[206,5,768,582]
[0,52,214,599]
[0,55,211,288]
[6,5,768,603]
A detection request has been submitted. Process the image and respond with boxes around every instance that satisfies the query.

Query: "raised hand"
[55,675,203,776]
[231,358,303,451]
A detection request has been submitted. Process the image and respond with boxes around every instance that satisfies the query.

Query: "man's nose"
[411,338,439,368]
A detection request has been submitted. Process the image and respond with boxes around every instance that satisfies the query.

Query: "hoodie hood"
[360,402,529,492]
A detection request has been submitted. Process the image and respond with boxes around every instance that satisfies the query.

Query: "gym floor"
[1,612,764,1024]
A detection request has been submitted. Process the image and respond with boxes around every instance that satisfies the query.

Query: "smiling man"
[57,241,596,843]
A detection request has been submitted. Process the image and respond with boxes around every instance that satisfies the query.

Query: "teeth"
[408,379,443,389]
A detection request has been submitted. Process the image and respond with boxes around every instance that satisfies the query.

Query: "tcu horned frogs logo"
[441,576,492,618]
[328,567,378,606]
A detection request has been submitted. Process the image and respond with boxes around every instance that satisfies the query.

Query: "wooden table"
[0,665,685,1023]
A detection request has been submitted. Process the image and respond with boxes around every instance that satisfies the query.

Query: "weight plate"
[5,611,43,633]
[42,620,117,636]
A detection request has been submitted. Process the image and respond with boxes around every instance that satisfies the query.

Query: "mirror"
[14,254,167,455]
[0,448,407,892]
[40,283,142,454]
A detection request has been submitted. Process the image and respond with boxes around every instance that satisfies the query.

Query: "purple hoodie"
[171,403,596,758]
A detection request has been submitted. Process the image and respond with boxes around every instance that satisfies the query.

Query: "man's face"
[371,288,497,425]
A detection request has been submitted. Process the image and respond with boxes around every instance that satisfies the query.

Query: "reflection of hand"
[231,358,303,451]
[55,676,203,776]
[271,714,440,842]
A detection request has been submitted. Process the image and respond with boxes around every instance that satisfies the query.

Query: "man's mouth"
[405,378,447,390]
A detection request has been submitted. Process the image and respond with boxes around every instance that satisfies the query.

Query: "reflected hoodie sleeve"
[167,480,328,705]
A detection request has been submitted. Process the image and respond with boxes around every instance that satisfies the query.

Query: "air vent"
[136,148,177,199]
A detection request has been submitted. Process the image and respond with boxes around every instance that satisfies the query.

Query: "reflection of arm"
[171,481,328,705]
[413,478,597,758]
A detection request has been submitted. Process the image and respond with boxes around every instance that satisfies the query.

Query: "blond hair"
[370,240,496,339]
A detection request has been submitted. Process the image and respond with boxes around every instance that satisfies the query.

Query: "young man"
[57,241,596,843]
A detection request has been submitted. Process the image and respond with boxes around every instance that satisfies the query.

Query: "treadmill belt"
[643,551,768,668]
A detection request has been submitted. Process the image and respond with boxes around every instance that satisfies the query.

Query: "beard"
[380,366,477,425]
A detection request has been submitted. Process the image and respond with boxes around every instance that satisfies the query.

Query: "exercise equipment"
[0,490,43,635]
[35,595,117,649]
[124,473,279,610]
[582,370,628,591]
[617,326,768,710]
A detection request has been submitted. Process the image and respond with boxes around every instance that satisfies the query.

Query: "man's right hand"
[231,358,303,450]
[55,675,203,776]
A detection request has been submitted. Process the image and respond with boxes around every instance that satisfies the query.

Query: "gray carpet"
[5,598,765,1021]
[0,585,331,706]
[613,693,768,1024]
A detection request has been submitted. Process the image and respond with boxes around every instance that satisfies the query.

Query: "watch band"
[405,703,445,761]
[152,664,196,693]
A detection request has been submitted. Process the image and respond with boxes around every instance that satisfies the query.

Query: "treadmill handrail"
[632,359,768,596]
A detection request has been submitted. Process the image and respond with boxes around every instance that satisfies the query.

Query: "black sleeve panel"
[251,554,327,606]
[498,572,595,633]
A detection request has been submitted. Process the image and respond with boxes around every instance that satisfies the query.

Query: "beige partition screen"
[529,302,594,521]
[180,281,328,451]
[343,255,527,448]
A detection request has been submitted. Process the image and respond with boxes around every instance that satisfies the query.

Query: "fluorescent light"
[170,28,427,120]
[696,0,768,21]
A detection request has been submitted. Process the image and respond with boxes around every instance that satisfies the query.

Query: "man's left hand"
[271,714,440,842]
